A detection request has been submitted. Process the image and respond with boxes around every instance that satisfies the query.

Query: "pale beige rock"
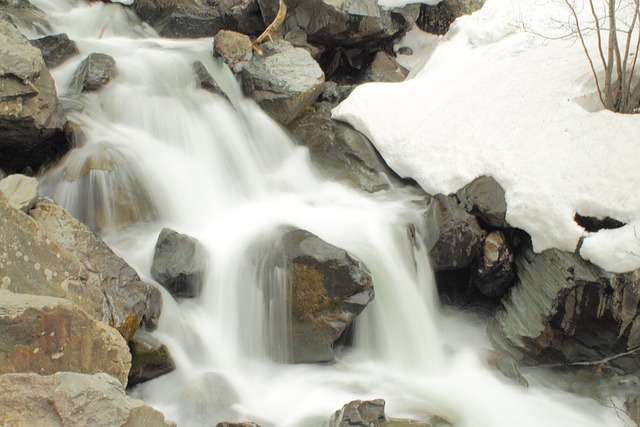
[0,173,39,212]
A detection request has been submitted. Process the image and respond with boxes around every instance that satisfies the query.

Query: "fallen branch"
[253,0,287,54]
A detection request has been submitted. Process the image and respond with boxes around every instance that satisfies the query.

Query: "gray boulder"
[213,29,253,73]
[417,0,485,35]
[30,33,79,69]
[474,231,514,298]
[0,17,69,174]
[330,399,442,427]
[269,228,374,363]
[257,0,408,49]
[151,227,207,298]
[359,51,408,83]
[423,194,484,271]
[142,0,263,38]
[0,372,175,426]
[0,291,131,387]
[128,329,176,387]
[456,176,508,228]
[488,247,640,374]
[0,173,38,212]
[288,102,400,192]
[71,52,118,93]
[242,40,324,125]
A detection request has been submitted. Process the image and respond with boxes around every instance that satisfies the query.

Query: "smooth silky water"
[21,1,631,426]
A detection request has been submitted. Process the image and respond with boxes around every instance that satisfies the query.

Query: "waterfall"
[25,1,629,426]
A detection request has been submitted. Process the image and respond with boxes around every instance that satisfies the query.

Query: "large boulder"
[135,0,263,38]
[0,372,175,426]
[288,102,400,192]
[29,33,79,69]
[268,228,374,363]
[0,291,131,387]
[71,52,118,93]
[0,173,38,212]
[257,0,408,49]
[0,190,161,340]
[30,199,162,336]
[488,247,640,373]
[423,194,484,271]
[242,40,324,125]
[151,227,207,299]
[0,17,69,174]
[128,329,176,387]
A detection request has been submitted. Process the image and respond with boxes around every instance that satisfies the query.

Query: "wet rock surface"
[29,33,79,68]
[128,329,176,387]
[0,16,69,174]
[151,227,207,298]
[456,176,508,228]
[71,52,118,92]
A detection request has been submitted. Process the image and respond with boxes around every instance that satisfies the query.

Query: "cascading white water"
[24,1,631,426]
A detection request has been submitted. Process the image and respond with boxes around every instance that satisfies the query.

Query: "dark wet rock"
[130,0,179,29]
[242,40,324,125]
[423,194,484,271]
[128,329,176,388]
[359,51,408,83]
[456,176,508,228]
[330,399,443,427]
[264,228,374,363]
[574,213,625,232]
[417,0,485,35]
[0,372,176,426]
[71,52,118,92]
[288,102,400,192]
[151,227,207,298]
[0,291,131,387]
[488,247,640,374]
[213,29,253,73]
[0,17,69,174]
[474,231,515,298]
[318,81,355,104]
[284,27,323,60]
[193,60,230,101]
[152,0,263,39]
[29,33,79,68]
[257,0,410,50]
[0,173,38,212]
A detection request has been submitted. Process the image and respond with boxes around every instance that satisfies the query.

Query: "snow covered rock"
[71,52,118,92]
[151,227,207,298]
[0,372,175,426]
[0,16,69,175]
[242,40,324,125]
[288,102,400,192]
[0,173,38,212]
[488,247,640,374]
[0,291,131,387]
[30,33,79,69]
[423,194,483,271]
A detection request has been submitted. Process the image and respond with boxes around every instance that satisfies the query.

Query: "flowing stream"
[19,1,631,426]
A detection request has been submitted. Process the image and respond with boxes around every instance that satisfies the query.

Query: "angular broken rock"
[242,40,324,125]
[29,33,79,68]
[0,173,38,212]
[71,52,118,92]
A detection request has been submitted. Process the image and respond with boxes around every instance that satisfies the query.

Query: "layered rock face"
[0,17,69,174]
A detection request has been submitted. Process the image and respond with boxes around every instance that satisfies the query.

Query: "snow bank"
[335,0,640,273]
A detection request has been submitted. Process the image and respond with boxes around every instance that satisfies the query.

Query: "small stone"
[0,173,39,212]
